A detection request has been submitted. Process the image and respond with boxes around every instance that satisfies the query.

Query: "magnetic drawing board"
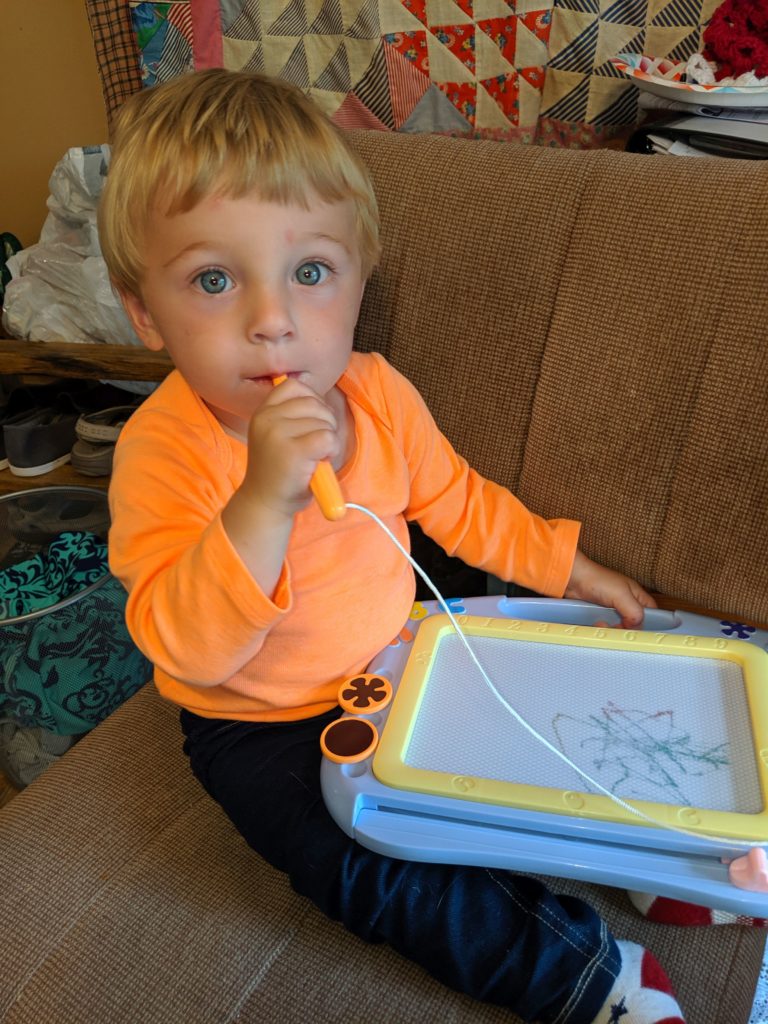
[372,615,768,842]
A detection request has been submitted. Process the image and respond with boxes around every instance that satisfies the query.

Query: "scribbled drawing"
[551,702,729,805]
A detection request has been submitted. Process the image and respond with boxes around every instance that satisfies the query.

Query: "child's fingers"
[273,415,338,441]
[566,551,657,631]
[618,610,644,629]
[254,389,339,455]
[613,579,657,628]
[638,589,658,609]
[283,422,341,465]
[265,392,337,429]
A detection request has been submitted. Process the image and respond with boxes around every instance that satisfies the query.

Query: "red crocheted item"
[702,0,768,80]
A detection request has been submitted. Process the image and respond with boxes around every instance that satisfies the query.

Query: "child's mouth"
[248,371,299,384]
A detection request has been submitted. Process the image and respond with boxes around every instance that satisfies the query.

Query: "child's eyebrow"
[162,233,353,269]
[162,242,214,268]
[299,231,353,253]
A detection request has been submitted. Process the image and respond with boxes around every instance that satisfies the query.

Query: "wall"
[0,0,109,246]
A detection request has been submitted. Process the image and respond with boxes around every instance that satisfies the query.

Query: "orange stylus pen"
[271,375,346,521]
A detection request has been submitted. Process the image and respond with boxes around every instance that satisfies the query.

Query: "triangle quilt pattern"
[430,23,477,75]
[314,41,353,90]
[383,38,431,124]
[542,0,710,131]
[356,41,398,125]
[266,0,309,36]
[128,0,713,146]
[332,89,391,127]
[308,0,345,36]
[224,1,261,40]
[480,72,519,120]
[402,0,429,25]
[437,80,477,123]
[475,18,517,67]
[346,0,383,38]
[381,3,553,128]
[400,83,473,131]
[384,29,431,75]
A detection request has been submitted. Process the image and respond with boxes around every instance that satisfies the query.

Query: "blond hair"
[99,69,380,295]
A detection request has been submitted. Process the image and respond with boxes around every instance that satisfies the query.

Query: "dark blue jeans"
[180,707,621,1024]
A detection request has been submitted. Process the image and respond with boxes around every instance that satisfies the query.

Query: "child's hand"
[564,550,656,629]
[242,377,341,519]
[221,378,341,598]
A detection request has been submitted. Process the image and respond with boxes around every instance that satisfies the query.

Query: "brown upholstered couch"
[1,130,767,1024]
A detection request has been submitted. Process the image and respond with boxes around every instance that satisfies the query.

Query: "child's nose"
[245,283,293,342]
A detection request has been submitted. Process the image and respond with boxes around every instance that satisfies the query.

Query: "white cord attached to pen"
[346,501,765,861]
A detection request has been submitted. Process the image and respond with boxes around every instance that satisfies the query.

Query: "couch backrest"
[350,130,768,625]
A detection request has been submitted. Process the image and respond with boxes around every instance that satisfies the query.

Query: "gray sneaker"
[70,438,116,477]
[70,404,138,476]
[75,404,137,444]
[4,407,79,476]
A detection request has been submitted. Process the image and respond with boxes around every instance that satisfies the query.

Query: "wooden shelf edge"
[0,338,172,381]
[0,464,109,495]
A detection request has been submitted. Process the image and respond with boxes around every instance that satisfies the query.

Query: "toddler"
[102,68,684,1024]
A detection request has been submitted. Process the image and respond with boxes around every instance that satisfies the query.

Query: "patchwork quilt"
[88,0,718,146]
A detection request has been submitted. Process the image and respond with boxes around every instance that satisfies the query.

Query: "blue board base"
[321,596,768,915]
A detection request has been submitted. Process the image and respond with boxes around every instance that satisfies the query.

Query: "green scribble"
[552,702,729,805]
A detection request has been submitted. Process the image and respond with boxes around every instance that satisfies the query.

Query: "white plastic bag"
[2,145,153,394]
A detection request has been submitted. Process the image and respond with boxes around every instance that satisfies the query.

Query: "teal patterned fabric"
[0,532,107,618]
[0,532,152,735]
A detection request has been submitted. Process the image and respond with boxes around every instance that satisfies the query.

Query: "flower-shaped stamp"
[337,674,393,715]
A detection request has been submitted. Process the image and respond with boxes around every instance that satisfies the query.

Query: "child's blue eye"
[295,262,329,286]
[197,269,232,294]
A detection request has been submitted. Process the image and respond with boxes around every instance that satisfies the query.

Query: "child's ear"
[119,290,165,352]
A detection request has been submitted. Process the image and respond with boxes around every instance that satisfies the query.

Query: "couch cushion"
[353,130,595,498]
[349,129,768,625]
[515,147,768,624]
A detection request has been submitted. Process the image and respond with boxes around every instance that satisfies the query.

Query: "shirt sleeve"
[108,411,291,686]
[373,356,581,597]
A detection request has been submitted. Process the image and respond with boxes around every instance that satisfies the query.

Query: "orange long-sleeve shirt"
[108,352,580,721]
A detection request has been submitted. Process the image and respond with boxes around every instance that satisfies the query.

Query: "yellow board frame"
[372,615,768,841]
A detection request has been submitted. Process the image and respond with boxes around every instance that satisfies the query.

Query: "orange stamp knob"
[320,717,379,764]
[337,674,393,715]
